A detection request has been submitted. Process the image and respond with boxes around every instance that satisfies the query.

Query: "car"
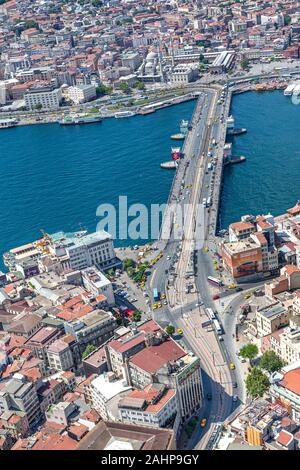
[153,303,157,309]
[228,284,237,289]
[236,287,243,292]
[218,335,224,342]
[244,293,251,299]
[230,363,235,370]
[206,393,212,401]
[163,300,168,305]
[177,328,183,335]
[233,382,237,388]
[167,256,171,260]
[201,418,207,427]
[213,294,220,300]
[232,395,238,402]
[157,302,162,308]
[161,293,166,299]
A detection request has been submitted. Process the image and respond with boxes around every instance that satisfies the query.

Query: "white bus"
[206,308,216,321]
[213,318,222,335]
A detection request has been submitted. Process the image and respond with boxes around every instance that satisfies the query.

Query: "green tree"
[284,14,292,25]
[106,268,114,279]
[240,57,249,69]
[133,81,145,91]
[96,83,112,96]
[239,343,258,362]
[259,351,284,373]
[23,20,39,30]
[123,258,135,271]
[91,0,103,6]
[132,310,141,322]
[82,344,96,359]
[34,103,43,110]
[165,325,175,336]
[246,367,270,398]
[119,82,130,94]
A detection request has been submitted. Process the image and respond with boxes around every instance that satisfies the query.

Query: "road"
[145,86,245,449]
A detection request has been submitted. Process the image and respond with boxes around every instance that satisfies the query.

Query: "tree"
[133,81,145,91]
[123,258,135,271]
[22,20,39,30]
[246,367,269,398]
[259,351,284,373]
[132,310,141,322]
[91,0,103,6]
[240,57,249,69]
[239,343,258,362]
[165,325,175,336]
[119,82,130,94]
[34,103,43,110]
[284,14,292,25]
[82,344,96,359]
[96,83,112,96]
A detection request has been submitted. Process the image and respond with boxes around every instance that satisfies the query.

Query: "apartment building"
[65,84,96,104]
[81,267,115,306]
[64,309,117,353]
[25,326,62,364]
[24,85,62,110]
[270,362,300,423]
[0,374,41,426]
[47,338,75,372]
[256,303,291,338]
[48,230,119,271]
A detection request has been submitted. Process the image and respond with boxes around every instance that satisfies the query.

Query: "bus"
[213,318,222,335]
[153,288,159,301]
[206,308,216,321]
[207,276,222,287]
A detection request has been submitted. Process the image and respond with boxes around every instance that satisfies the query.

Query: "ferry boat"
[114,110,135,118]
[171,147,181,161]
[284,83,296,96]
[171,119,189,140]
[0,118,18,129]
[59,114,102,125]
[226,115,247,136]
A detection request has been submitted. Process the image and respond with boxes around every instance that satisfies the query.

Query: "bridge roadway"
[145,86,244,449]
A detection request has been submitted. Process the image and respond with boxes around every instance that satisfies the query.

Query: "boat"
[59,114,102,125]
[114,110,135,118]
[0,118,18,129]
[227,127,247,136]
[226,115,247,136]
[160,161,178,169]
[292,83,300,96]
[284,83,296,96]
[171,119,189,140]
[224,155,246,166]
[171,147,181,161]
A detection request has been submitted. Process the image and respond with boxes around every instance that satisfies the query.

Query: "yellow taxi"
[153,303,157,309]
[244,293,251,299]
[213,259,217,264]
[201,418,207,428]
[204,247,209,253]
[161,293,166,299]
[157,302,162,309]
[228,284,237,289]
[177,328,183,335]
[230,363,235,370]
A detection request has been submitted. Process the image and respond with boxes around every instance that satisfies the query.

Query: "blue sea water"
[0,100,195,269]
[219,90,300,228]
[1,91,300,271]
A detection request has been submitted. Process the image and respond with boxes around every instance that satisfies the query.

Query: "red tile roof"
[130,338,185,374]
[279,368,300,396]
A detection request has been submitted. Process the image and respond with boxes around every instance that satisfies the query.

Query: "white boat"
[292,83,300,96]
[0,118,18,129]
[226,115,235,130]
[114,110,135,118]
[284,83,296,96]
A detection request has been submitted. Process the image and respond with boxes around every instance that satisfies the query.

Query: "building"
[170,64,199,84]
[256,303,291,338]
[64,309,117,352]
[209,51,235,73]
[47,338,75,372]
[121,52,142,72]
[0,374,41,427]
[24,85,62,110]
[48,230,119,272]
[118,383,177,428]
[81,267,115,306]
[25,326,62,364]
[229,221,256,242]
[270,362,300,423]
[76,420,175,450]
[221,238,263,280]
[89,371,132,420]
[45,401,77,427]
[65,85,96,104]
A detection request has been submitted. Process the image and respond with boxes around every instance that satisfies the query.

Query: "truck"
[153,288,159,301]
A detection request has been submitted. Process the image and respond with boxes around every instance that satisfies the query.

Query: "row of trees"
[240,343,285,398]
